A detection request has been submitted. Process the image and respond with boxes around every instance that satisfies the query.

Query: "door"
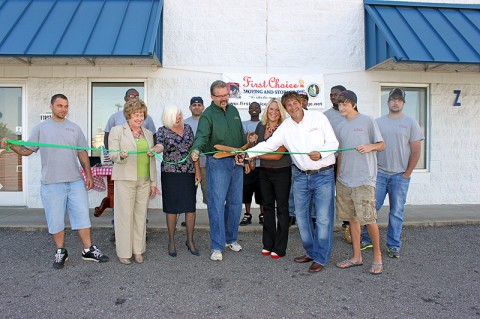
[0,86,25,205]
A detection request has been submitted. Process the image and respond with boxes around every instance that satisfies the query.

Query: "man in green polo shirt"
[191,80,246,261]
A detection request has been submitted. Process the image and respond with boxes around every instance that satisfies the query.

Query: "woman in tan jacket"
[109,99,161,265]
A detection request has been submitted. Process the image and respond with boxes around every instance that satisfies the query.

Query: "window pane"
[0,87,23,191]
[380,87,427,169]
[91,83,144,156]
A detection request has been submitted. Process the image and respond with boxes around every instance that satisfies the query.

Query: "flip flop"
[336,259,363,269]
[370,263,383,275]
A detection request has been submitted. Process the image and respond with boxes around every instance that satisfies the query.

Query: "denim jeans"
[41,179,91,234]
[289,166,316,218]
[206,156,243,250]
[292,166,335,265]
[361,171,410,249]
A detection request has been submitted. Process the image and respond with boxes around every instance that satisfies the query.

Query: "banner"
[223,73,325,109]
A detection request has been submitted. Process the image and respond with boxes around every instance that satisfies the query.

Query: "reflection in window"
[91,82,144,156]
[381,86,427,170]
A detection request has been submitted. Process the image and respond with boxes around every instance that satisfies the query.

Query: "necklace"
[266,123,279,135]
[131,129,143,139]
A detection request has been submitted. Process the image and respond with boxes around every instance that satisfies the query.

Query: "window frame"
[379,83,430,172]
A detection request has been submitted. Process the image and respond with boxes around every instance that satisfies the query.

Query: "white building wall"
[1,0,479,207]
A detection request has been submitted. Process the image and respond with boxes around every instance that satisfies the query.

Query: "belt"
[296,164,333,175]
[261,166,291,172]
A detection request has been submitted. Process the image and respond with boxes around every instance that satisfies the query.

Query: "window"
[380,86,428,170]
[91,82,144,156]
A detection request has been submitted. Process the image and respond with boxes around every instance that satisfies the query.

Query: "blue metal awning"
[365,0,480,70]
[0,0,164,65]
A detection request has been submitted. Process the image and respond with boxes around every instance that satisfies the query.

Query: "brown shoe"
[118,258,131,265]
[342,225,352,244]
[133,254,144,264]
[294,255,314,263]
[308,262,324,273]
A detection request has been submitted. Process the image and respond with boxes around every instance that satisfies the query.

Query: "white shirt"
[247,110,338,170]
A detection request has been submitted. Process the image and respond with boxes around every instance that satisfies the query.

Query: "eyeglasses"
[128,94,139,99]
[212,93,230,99]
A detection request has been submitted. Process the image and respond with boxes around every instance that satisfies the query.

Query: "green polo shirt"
[192,102,246,154]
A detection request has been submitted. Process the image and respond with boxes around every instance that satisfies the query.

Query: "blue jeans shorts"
[41,179,91,234]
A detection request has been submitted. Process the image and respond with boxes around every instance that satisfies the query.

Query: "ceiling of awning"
[0,0,164,66]
[365,0,480,72]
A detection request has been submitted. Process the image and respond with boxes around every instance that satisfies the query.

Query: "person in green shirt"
[191,80,246,261]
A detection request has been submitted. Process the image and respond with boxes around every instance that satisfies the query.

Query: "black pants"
[259,167,291,256]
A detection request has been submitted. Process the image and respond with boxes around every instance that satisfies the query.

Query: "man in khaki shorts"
[334,90,385,275]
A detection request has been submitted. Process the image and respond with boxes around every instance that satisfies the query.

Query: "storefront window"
[381,86,428,170]
[91,82,144,156]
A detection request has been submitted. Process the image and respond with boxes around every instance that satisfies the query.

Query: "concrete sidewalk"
[0,204,479,231]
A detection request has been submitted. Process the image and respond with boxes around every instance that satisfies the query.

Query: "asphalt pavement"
[0,225,479,318]
[0,204,479,318]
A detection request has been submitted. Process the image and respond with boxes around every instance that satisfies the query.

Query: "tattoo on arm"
[14,145,34,156]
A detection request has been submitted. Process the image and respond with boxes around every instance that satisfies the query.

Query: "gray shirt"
[376,114,424,174]
[324,107,345,138]
[242,120,260,134]
[243,120,260,167]
[184,116,205,167]
[337,113,383,188]
[28,118,87,184]
[104,110,156,133]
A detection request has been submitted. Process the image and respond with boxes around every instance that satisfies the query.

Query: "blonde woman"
[156,106,201,257]
[255,98,292,259]
[109,99,158,265]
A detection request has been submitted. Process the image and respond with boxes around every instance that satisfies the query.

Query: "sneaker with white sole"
[360,242,373,251]
[82,245,109,263]
[226,241,242,252]
[387,247,400,258]
[210,249,223,261]
[53,248,68,269]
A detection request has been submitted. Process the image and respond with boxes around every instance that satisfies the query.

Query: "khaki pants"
[114,177,150,258]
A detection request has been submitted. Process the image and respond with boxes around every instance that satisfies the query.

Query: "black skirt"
[161,172,196,214]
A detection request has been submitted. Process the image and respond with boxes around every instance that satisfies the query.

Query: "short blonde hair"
[124,99,147,120]
[162,105,184,130]
[261,98,287,125]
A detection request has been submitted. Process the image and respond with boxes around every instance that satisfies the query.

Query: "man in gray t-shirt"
[103,88,156,149]
[324,85,347,139]
[362,88,424,259]
[335,90,385,275]
[324,85,351,242]
[1,94,109,269]
[240,102,264,226]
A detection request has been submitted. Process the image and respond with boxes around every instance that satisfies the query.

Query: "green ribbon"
[5,140,354,165]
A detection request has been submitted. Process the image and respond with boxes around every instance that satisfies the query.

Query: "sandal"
[336,259,363,269]
[370,263,383,275]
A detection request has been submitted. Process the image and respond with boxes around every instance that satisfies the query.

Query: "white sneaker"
[226,241,242,252]
[210,249,223,261]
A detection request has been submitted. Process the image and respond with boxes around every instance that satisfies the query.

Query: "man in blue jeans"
[361,88,424,258]
[191,80,246,261]
[241,91,338,273]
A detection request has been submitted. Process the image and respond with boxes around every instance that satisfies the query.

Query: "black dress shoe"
[308,262,324,273]
[294,255,314,263]
[259,214,264,225]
